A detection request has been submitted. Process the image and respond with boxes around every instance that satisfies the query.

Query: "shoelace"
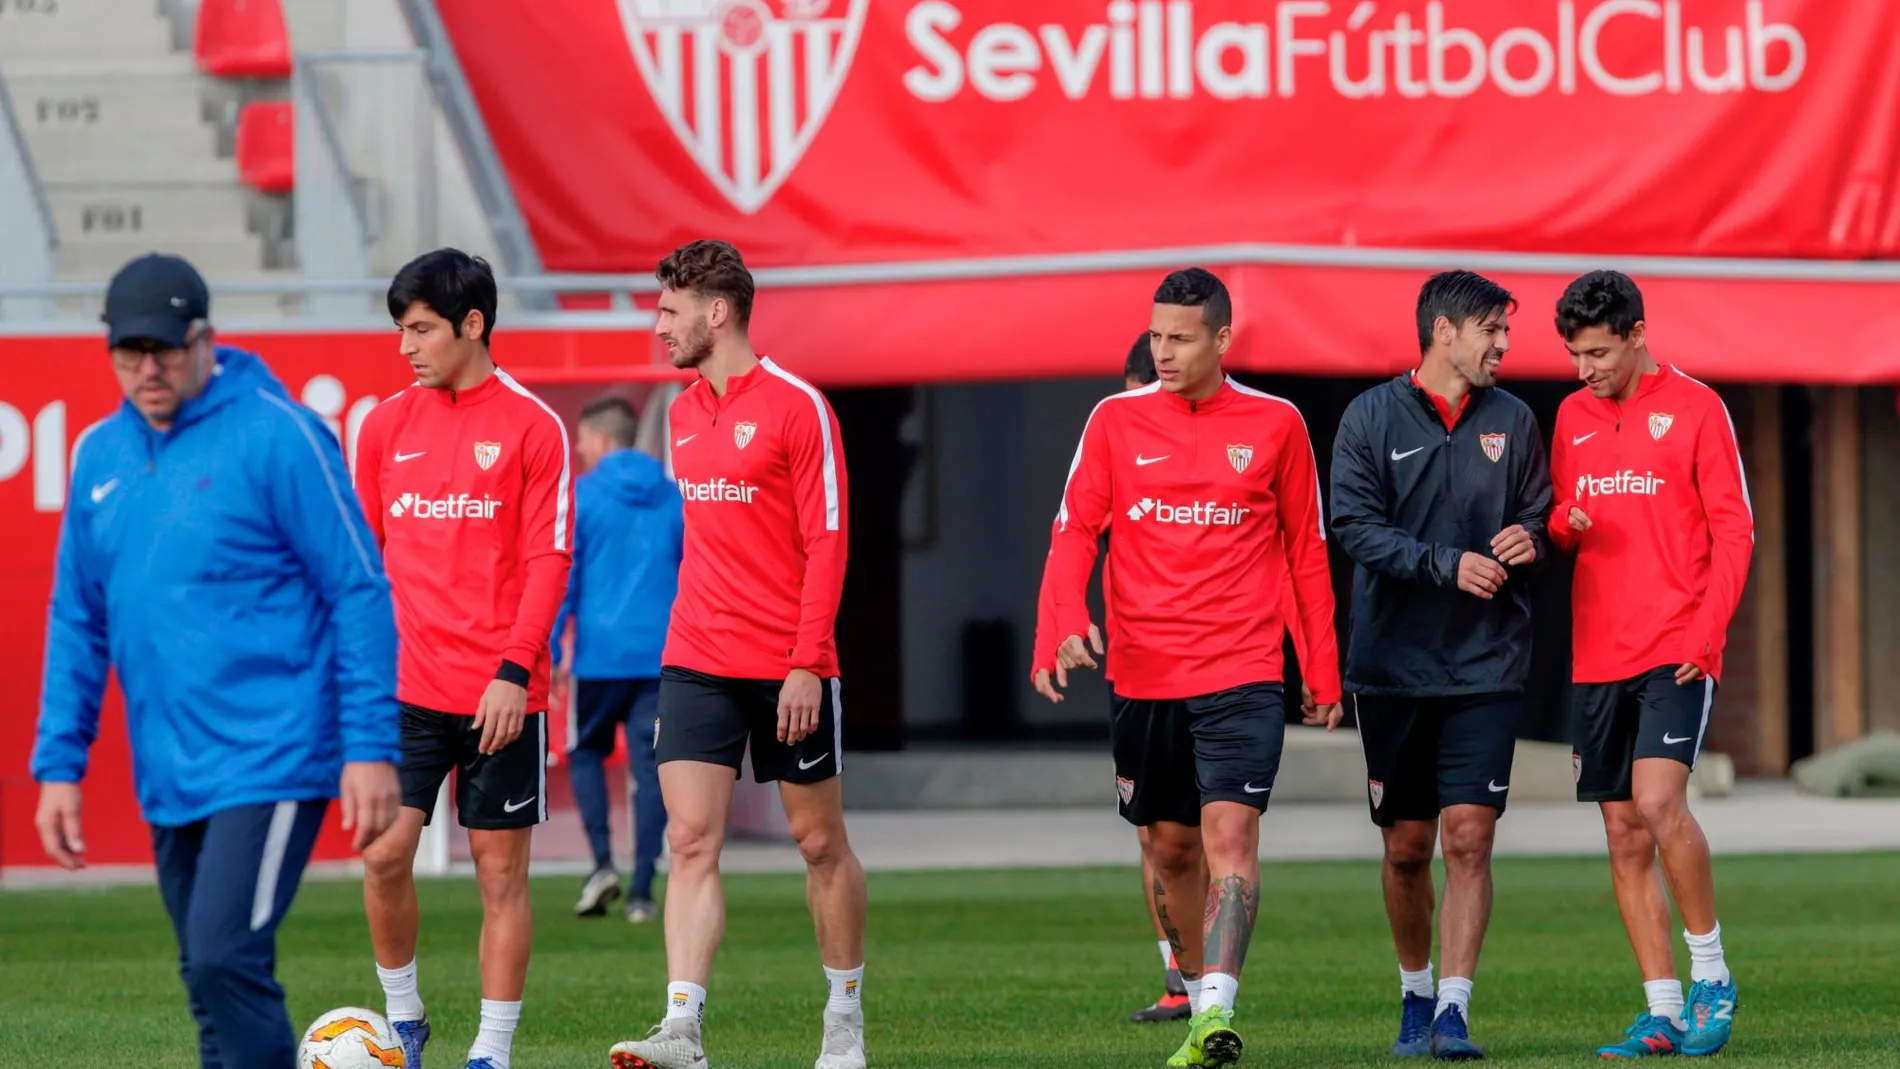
[1685,980,1723,1028]
[1399,998,1434,1042]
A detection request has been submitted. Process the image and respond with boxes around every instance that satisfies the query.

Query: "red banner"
[0,328,677,871]
[441,0,1900,270]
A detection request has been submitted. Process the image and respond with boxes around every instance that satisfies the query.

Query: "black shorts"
[656,666,842,784]
[1571,667,1716,802]
[1110,682,1287,828]
[1354,692,1522,827]
[569,677,662,755]
[398,703,549,830]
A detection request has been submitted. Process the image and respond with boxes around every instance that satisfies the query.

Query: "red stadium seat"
[194,0,292,80]
[236,101,294,194]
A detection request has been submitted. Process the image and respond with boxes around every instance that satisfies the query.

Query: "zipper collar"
[425,367,504,407]
[1159,376,1236,414]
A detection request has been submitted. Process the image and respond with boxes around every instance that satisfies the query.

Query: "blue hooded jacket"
[552,448,684,680]
[31,346,400,827]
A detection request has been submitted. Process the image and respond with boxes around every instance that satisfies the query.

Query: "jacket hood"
[590,448,669,505]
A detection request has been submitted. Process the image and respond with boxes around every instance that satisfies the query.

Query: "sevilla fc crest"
[1226,444,1254,474]
[1479,432,1506,463]
[1368,780,1385,809]
[1116,776,1135,805]
[1572,752,1583,783]
[1648,412,1674,440]
[617,0,870,215]
[472,441,501,470]
[733,420,758,449]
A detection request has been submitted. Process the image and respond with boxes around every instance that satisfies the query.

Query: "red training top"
[354,368,574,714]
[1548,365,1754,683]
[663,358,850,680]
[1040,379,1341,704]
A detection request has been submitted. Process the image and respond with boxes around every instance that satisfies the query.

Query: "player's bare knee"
[362,833,416,888]
[666,817,724,867]
[470,833,532,904]
[791,814,850,870]
[1382,825,1435,873]
[1601,805,1656,864]
[1631,782,1688,833]
[1438,818,1495,873]
[1147,828,1202,879]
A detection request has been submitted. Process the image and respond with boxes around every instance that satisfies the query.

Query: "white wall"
[901,378,1120,732]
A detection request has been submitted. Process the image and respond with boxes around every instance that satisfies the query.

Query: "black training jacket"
[1329,374,1554,697]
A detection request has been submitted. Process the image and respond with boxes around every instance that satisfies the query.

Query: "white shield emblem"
[1116,776,1135,805]
[1368,780,1385,809]
[473,441,501,471]
[733,420,758,449]
[1572,752,1583,783]
[1648,412,1674,440]
[618,0,870,215]
[1226,444,1254,474]
[1479,432,1506,463]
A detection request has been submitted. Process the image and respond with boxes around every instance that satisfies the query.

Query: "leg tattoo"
[1203,874,1261,976]
[1153,874,1194,977]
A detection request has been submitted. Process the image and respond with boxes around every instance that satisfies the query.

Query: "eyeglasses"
[110,345,194,371]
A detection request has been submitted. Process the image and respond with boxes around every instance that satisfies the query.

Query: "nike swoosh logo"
[675,434,697,447]
[1487,781,1509,793]
[502,796,536,813]
[90,479,119,504]
[1242,783,1269,794]
[1573,432,1597,445]
[1134,454,1169,466]
[1662,734,1691,745]
[394,451,425,462]
[798,752,831,771]
[1391,447,1424,461]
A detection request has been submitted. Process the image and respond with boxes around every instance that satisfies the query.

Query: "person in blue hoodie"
[552,394,684,922]
[30,253,403,1069]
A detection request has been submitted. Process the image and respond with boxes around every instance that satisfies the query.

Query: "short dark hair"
[1123,332,1156,385]
[656,239,755,327]
[1415,270,1515,354]
[579,395,639,448]
[387,248,497,345]
[1153,267,1232,331]
[1555,270,1645,340]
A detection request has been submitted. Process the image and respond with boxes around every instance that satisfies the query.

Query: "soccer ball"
[298,1007,406,1068]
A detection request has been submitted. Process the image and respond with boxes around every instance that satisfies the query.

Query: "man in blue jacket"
[553,394,684,922]
[30,253,403,1069]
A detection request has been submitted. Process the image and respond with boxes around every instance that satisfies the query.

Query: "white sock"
[468,999,520,1067]
[1157,939,1175,972]
[376,959,424,1023]
[1684,923,1731,985]
[1644,978,1685,1026]
[824,965,864,1017]
[1435,976,1473,1020]
[1183,977,1203,1010]
[1200,972,1239,1013]
[666,981,707,1025]
[1401,963,1435,999]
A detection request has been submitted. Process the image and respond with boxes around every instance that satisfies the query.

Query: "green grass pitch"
[4,854,1898,1067]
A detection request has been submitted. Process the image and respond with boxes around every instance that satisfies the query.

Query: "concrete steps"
[0,0,176,59]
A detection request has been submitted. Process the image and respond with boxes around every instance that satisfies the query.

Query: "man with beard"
[610,240,867,1069]
[1330,270,1552,1060]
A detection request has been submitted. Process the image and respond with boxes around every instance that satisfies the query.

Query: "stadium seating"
[235,101,294,195]
[192,0,292,80]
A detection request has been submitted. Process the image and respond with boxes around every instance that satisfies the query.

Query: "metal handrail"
[292,59,377,251]
[0,67,56,254]
[1,242,1898,310]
